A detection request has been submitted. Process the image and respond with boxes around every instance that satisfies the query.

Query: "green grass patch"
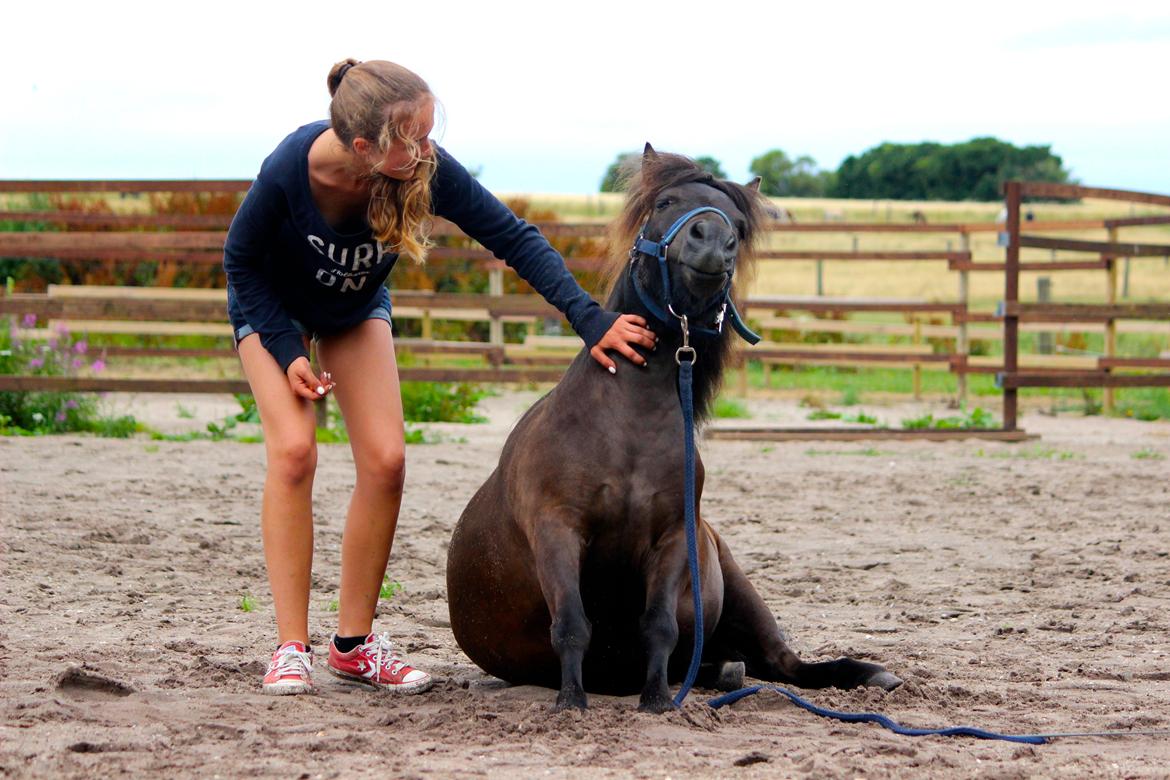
[238,595,256,613]
[1131,448,1165,460]
[712,396,750,419]
[805,447,889,457]
[974,446,1081,460]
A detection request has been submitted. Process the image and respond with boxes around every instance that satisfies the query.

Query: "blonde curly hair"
[327,58,436,263]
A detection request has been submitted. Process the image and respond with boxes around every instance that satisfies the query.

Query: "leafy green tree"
[830,137,1073,200]
[749,149,830,197]
[694,156,726,179]
[600,151,640,192]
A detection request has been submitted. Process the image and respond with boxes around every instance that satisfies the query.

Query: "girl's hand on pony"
[589,313,658,374]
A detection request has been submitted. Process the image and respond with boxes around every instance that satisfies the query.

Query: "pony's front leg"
[638,531,687,713]
[532,519,591,710]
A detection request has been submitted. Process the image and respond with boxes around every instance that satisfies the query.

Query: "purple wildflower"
[28,357,44,369]
[65,399,79,409]
[74,340,88,355]
[72,357,85,370]
[21,313,37,328]
[91,358,106,373]
[56,411,67,423]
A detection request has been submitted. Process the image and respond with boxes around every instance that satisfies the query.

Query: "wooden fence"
[2,179,1168,439]
[997,182,1170,430]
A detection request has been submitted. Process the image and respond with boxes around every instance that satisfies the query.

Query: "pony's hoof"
[637,695,676,714]
[867,671,903,691]
[714,661,746,692]
[554,691,587,711]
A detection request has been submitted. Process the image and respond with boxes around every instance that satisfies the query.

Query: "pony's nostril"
[689,221,706,240]
[725,237,737,252]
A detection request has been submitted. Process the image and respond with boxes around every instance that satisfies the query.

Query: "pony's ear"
[643,143,659,163]
[745,176,762,193]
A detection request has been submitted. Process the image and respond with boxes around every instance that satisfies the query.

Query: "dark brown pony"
[447,146,900,712]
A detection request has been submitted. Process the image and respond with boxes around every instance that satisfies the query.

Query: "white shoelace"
[270,645,313,678]
[365,631,407,677]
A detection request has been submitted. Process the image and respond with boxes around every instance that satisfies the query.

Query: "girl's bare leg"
[238,334,319,646]
[316,319,406,638]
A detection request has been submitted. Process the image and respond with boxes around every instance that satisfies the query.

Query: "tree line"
[600,137,1074,200]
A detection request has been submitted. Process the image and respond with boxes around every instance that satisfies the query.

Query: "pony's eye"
[655,198,672,210]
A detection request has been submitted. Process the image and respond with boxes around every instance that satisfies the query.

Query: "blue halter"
[630,206,760,345]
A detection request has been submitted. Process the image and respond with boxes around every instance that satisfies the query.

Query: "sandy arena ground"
[2,389,1169,778]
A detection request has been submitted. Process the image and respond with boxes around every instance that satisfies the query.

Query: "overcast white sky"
[2,0,1168,195]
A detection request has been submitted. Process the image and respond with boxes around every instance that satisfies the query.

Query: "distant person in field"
[223,58,656,696]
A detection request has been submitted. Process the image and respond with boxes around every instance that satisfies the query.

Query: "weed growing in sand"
[974,446,1080,460]
[326,599,339,612]
[1131,448,1164,460]
[175,403,195,419]
[238,595,256,612]
[804,447,888,457]
[380,577,404,601]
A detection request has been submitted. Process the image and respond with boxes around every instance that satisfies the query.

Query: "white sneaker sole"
[325,664,434,694]
[262,679,313,696]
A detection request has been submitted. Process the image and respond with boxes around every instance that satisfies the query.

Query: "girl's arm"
[431,148,654,369]
[223,179,309,374]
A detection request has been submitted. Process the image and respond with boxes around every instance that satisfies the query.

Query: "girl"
[224,58,656,695]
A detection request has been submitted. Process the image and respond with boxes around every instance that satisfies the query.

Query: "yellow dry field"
[522,194,1170,308]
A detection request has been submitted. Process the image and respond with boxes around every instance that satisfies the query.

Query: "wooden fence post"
[1037,277,1053,354]
[912,317,922,400]
[1002,182,1021,431]
[1105,226,1119,413]
[957,232,970,404]
[489,267,504,345]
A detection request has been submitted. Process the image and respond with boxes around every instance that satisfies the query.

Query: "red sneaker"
[262,640,313,695]
[326,632,433,694]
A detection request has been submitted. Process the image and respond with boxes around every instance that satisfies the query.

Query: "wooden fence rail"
[3,178,1168,440]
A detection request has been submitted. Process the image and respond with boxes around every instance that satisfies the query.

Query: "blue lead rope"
[672,355,703,707]
[706,686,1048,745]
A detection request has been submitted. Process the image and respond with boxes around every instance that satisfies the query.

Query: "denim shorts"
[231,306,392,349]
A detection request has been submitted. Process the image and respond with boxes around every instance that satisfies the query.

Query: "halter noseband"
[629,206,760,345]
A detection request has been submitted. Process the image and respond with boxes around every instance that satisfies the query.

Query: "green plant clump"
[400,381,486,423]
[0,314,142,436]
[903,406,998,430]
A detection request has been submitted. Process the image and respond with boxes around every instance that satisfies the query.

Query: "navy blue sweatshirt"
[223,120,618,372]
